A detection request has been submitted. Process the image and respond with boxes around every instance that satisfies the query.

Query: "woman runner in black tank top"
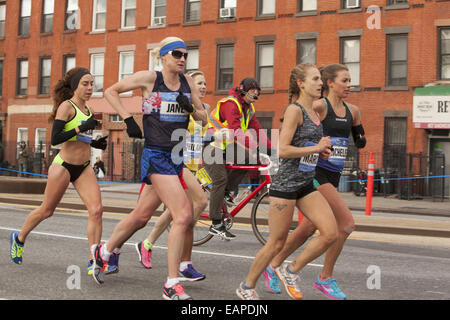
[238,63,338,300]
[92,37,208,300]
[267,64,366,300]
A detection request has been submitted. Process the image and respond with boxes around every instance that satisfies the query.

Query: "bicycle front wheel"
[251,191,270,245]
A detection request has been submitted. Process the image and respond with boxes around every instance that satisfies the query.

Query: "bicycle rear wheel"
[251,191,301,245]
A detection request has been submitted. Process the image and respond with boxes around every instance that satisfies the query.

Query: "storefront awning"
[413,86,450,129]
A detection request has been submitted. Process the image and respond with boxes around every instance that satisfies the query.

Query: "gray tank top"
[271,102,323,192]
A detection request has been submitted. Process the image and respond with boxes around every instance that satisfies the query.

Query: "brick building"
[0,0,449,194]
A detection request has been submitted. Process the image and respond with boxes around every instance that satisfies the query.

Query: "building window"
[41,0,54,33]
[119,51,134,95]
[257,42,274,89]
[387,34,408,86]
[0,2,6,38]
[65,0,78,30]
[63,54,76,75]
[110,114,123,122]
[341,0,360,9]
[186,47,199,73]
[151,0,166,26]
[17,59,28,96]
[122,0,136,28]
[387,0,408,5]
[298,0,317,12]
[17,128,28,152]
[35,128,47,156]
[259,0,275,15]
[19,0,31,36]
[185,0,201,22]
[341,37,360,87]
[93,0,106,31]
[383,117,407,168]
[91,53,104,95]
[217,45,234,91]
[439,27,450,80]
[39,57,51,95]
[297,39,316,64]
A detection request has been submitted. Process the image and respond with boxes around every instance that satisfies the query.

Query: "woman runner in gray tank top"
[237,63,338,300]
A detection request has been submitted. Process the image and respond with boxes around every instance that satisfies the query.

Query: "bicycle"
[191,162,273,246]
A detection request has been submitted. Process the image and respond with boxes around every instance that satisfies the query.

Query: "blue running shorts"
[140,148,186,187]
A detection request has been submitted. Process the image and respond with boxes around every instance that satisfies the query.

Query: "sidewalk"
[0,177,449,238]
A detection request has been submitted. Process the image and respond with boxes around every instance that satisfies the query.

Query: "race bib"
[143,92,190,123]
[298,141,319,172]
[328,137,349,170]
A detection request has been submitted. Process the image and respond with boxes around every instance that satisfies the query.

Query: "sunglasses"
[169,50,188,60]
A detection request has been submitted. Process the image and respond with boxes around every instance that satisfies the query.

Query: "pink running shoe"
[135,241,152,269]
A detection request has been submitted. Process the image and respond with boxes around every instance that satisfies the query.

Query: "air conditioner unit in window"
[219,7,236,19]
[346,0,360,8]
[153,16,166,26]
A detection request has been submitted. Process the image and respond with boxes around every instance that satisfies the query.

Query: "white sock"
[113,248,120,254]
[179,261,192,271]
[165,277,179,288]
[101,244,111,261]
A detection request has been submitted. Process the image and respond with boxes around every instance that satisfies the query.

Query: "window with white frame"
[297,39,316,64]
[35,128,47,155]
[17,59,28,96]
[93,0,106,31]
[221,0,236,8]
[41,0,54,33]
[298,0,316,12]
[387,34,408,86]
[185,0,201,22]
[63,54,76,75]
[19,0,31,36]
[39,57,51,95]
[109,114,123,122]
[439,27,450,80]
[122,0,136,28]
[119,51,134,95]
[341,37,360,87]
[0,2,5,38]
[259,0,275,15]
[17,128,28,157]
[185,48,199,73]
[151,0,166,26]
[217,45,234,91]
[257,42,274,88]
[65,0,79,30]
[149,48,163,71]
[91,53,104,95]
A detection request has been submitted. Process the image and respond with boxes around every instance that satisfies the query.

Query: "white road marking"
[0,226,323,267]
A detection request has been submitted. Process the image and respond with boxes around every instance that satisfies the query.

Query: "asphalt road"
[1,202,450,303]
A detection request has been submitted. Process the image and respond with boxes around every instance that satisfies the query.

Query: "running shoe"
[105,252,120,274]
[10,232,24,265]
[179,264,206,281]
[91,244,108,285]
[163,283,193,300]
[208,224,236,240]
[314,276,347,300]
[135,241,152,269]
[236,282,260,300]
[275,263,303,300]
[87,260,93,275]
[263,266,281,294]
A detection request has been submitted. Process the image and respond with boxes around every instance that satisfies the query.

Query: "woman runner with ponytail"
[9,67,108,275]
[263,64,366,300]
[237,63,337,300]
